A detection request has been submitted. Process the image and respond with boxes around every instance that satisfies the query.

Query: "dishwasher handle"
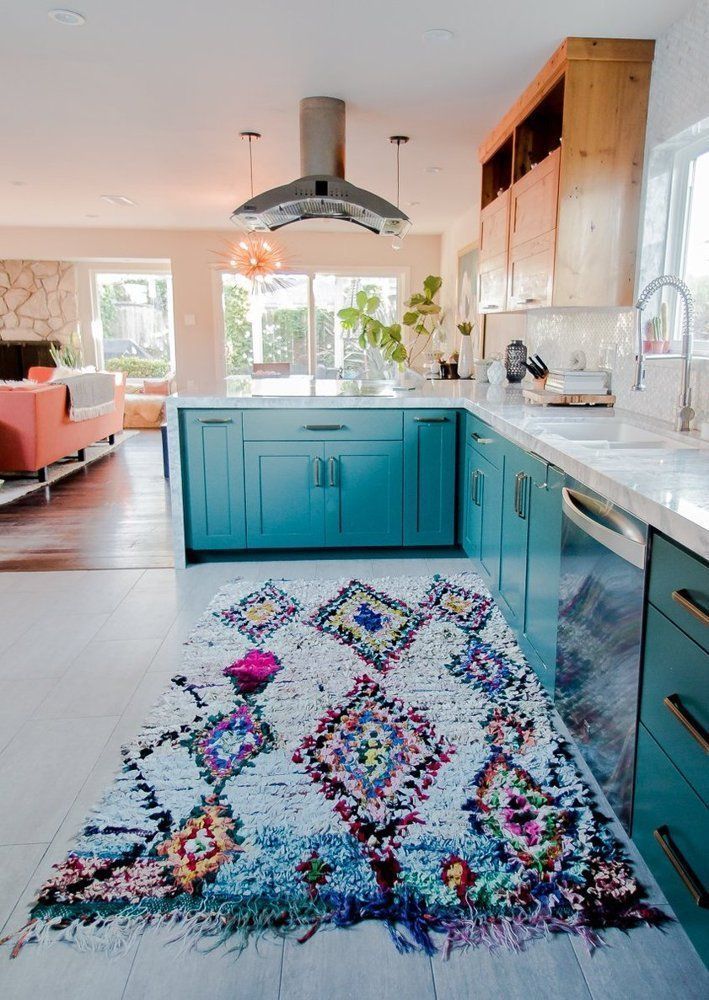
[561,487,646,570]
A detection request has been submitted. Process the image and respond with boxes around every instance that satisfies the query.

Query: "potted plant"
[456,320,476,378]
[337,275,445,384]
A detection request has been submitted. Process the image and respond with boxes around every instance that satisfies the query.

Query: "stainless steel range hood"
[231,97,411,237]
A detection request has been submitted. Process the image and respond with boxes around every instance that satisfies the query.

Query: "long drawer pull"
[653,825,709,908]
[198,417,233,424]
[328,456,337,487]
[672,589,709,627]
[302,423,345,431]
[472,432,493,444]
[414,416,448,423]
[664,694,709,753]
[313,457,322,488]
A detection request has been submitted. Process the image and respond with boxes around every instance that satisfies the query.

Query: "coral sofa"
[0,367,125,481]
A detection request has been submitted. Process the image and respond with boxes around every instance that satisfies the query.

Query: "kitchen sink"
[534,419,697,450]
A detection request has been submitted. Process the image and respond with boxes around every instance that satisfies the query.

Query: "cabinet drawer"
[633,726,709,966]
[507,229,555,310]
[649,534,709,653]
[641,605,708,803]
[465,413,505,468]
[243,409,403,441]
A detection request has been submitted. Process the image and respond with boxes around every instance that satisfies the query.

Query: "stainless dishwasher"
[554,479,648,831]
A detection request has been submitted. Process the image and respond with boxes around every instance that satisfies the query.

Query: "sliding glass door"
[221,270,403,380]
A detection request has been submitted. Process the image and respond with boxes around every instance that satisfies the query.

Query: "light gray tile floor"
[0,556,706,1000]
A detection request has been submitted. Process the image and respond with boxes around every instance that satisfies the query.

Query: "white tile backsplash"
[525,308,708,429]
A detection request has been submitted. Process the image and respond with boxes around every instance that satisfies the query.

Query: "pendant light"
[213,131,291,291]
[389,135,410,250]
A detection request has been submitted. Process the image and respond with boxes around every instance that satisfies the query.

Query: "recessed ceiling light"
[10,180,27,187]
[423,28,454,43]
[48,9,86,26]
[407,200,421,207]
[85,213,99,218]
[425,166,443,174]
[100,194,137,207]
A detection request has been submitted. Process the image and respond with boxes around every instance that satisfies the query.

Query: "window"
[95,272,174,376]
[665,133,709,356]
[221,270,403,380]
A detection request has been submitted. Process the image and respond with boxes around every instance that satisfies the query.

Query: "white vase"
[458,335,473,378]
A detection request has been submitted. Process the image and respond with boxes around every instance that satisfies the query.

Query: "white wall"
[0,227,440,392]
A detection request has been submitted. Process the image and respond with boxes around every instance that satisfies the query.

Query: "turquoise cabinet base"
[180,410,246,550]
[498,446,536,624]
[324,441,403,547]
[244,442,325,548]
[633,725,708,966]
[403,411,456,546]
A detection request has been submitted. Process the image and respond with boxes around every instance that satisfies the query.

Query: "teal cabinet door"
[244,442,325,548]
[461,443,479,557]
[325,441,403,547]
[181,410,246,550]
[403,411,456,546]
[498,444,534,623]
[472,449,504,588]
[524,460,563,691]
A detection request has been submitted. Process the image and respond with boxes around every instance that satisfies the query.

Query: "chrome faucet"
[633,274,695,432]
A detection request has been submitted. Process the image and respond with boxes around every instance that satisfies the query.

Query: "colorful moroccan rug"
[7,573,664,957]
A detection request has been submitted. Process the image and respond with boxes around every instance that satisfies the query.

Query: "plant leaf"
[423,275,442,298]
[393,344,408,363]
[402,311,419,326]
[356,290,368,310]
[366,296,380,313]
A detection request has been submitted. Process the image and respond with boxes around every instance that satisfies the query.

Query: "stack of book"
[545,369,608,394]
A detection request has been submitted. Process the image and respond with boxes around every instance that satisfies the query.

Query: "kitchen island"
[167,376,709,567]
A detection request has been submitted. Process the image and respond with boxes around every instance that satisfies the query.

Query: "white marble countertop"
[168,377,709,559]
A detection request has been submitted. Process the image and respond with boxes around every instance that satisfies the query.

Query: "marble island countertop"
[168,377,709,558]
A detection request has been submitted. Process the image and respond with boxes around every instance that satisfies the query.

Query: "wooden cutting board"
[522,388,616,407]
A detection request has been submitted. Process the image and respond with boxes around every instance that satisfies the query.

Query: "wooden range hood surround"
[477,37,655,312]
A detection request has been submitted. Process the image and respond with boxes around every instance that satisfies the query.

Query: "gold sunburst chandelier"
[213,131,292,292]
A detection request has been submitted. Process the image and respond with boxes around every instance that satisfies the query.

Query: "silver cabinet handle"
[653,825,708,908]
[471,468,482,506]
[672,589,709,627]
[482,303,499,310]
[514,471,528,519]
[197,417,233,424]
[313,457,322,487]
[414,416,448,423]
[303,424,345,431]
[472,432,494,444]
[328,456,337,487]
[664,694,709,753]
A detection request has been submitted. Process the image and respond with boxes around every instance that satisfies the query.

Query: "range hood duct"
[231,97,411,237]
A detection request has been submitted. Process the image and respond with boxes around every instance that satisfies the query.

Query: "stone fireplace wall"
[0,260,78,343]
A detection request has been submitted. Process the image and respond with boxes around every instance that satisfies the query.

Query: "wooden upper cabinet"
[509,148,560,249]
[480,189,510,260]
[477,37,654,311]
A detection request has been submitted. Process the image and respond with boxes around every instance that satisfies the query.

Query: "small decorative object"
[456,321,475,378]
[49,333,83,369]
[487,357,507,385]
[505,340,527,383]
[568,349,587,371]
[448,351,459,379]
[474,358,491,382]
[643,306,670,353]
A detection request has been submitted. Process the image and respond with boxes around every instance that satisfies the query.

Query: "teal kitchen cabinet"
[498,444,536,624]
[461,443,477,557]
[324,441,403,547]
[403,411,456,546]
[244,441,325,548]
[180,410,246,550]
[524,459,564,692]
[465,446,504,589]
[633,725,708,966]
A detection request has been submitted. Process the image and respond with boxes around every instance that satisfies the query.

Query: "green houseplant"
[337,275,444,375]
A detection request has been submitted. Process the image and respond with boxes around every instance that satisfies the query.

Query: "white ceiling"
[0,0,691,234]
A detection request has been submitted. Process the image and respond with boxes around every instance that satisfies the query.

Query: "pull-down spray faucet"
[633,275,695,432]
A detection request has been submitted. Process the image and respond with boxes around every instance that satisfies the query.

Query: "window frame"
[89,263,176,371]
[214,264,410,380]
[663,131,709,357]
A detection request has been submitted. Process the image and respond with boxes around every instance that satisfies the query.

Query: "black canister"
[505,339,527,383]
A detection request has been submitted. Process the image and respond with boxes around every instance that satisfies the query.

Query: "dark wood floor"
[0,431,174,571]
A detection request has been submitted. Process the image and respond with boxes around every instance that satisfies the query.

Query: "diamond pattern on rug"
[293,675,453,854]
[15,573,666,960]
[310,580,426,671]
[213,582,300,640]
[421,576,493,631]
[189,705,272,781]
